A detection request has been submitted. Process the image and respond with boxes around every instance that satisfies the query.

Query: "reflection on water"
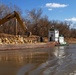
[54,46,65,58]
[53,46,66,66]
[0,48,53,75]
[0,51,49,63]
[0,44,76,75]
[51,44,76,75]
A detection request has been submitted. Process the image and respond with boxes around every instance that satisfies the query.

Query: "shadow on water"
[0,44,76,75]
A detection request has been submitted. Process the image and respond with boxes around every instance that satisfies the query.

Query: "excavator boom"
[0,11,27,32]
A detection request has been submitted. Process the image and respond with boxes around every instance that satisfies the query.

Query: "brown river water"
[0,44,76,75]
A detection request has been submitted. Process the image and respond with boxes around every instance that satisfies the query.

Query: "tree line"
[0,3,76,38]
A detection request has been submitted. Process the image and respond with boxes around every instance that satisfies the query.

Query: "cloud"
[46,3,68,8]
[65,17,76,22]
[45,3,68,11]
[48,9,52,11]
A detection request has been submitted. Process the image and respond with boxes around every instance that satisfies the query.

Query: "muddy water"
[0,44,76,75]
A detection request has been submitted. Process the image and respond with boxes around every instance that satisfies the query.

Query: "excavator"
[0,11,31,37]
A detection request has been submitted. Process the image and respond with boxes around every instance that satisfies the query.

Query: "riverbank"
[0,34,39,45]
[65,38,76,44]
[0,33,57,50]
[0,42,56,50]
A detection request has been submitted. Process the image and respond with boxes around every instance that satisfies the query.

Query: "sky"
[0,0,76,24]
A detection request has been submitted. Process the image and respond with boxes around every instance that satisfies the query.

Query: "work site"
[0,11,40,45]
[0,3,76,45]
[0,1,76,75]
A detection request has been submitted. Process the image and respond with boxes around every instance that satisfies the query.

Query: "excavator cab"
[25,31,31,37]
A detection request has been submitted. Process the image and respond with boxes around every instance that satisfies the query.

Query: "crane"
[0,11,31,36]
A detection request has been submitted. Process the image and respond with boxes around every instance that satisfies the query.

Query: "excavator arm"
[0,11,28,33]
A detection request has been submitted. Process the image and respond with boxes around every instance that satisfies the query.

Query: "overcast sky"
[0,0,76,22]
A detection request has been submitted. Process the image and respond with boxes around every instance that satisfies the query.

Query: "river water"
[0,44,76,75]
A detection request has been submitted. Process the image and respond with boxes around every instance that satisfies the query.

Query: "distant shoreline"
[65,38,76,44]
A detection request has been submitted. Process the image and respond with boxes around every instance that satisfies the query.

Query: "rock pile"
[0,36,39,45]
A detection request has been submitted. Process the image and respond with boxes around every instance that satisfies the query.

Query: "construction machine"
[0,11,31,37]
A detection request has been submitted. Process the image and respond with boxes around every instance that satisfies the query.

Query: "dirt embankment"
[0,33,40,45]
[0,33,57,50]
[0,33,49,45]
[65,38,76,44]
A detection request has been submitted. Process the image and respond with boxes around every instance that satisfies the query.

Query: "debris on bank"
[0,35,39,45]
[0,33,57,50]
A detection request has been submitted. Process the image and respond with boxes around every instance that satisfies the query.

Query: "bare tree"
[0,3,23,35]
[25,9,42,35]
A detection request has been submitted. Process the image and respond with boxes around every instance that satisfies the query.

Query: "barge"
[0,42,56,50]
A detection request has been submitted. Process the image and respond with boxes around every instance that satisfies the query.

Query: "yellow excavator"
[0,11,31,37]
